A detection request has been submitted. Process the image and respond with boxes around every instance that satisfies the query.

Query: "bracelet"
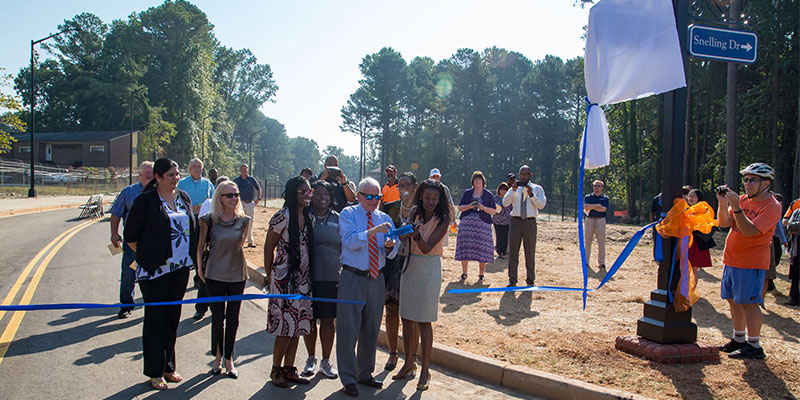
[733,209,743,214]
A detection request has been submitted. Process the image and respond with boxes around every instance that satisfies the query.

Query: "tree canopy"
[342,0,798,219]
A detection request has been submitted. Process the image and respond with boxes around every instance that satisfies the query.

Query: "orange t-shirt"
[722,195,781,270]
[784,198,800,218]
[381,182,400,204]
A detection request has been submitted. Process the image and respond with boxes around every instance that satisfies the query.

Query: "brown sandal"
[271,366,288,387]
[392,364,417,380]
[283,366,310,384]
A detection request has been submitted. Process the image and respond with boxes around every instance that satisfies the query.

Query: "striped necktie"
[367,211,379,279]
[520,187,527,219]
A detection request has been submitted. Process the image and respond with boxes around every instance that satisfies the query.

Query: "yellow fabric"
[655,198,718,312]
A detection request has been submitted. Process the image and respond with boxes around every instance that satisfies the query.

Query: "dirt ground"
[244,205,799,400]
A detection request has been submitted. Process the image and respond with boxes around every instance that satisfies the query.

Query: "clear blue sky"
[1,0,591,156]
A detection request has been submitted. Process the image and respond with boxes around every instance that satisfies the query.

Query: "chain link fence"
[0,157,132,197]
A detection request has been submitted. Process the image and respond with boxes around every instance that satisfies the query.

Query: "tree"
[358,47,408,177]
[0,69,25,153]
[340,87,376,180]
[288,137,321,177]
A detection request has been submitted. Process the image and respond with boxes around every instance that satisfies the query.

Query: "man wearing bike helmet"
[715,162,782,359]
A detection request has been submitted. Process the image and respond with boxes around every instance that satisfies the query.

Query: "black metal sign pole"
[637,0,698,344]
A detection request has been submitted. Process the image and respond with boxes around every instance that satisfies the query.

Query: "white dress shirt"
[503,183,546,218]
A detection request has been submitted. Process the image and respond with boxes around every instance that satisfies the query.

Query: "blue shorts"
[721,265,765,304]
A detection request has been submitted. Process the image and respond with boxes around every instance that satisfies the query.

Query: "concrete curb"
[0,199,114,218]
[245,261,649,400]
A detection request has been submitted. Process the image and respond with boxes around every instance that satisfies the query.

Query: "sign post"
[689,24,758,64]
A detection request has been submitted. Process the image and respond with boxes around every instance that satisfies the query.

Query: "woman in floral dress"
[263,176,315,387]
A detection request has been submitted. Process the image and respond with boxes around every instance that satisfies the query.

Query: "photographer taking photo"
[716,163,781,360]
[317,156,356,212]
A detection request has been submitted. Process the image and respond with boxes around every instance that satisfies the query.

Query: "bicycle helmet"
[740,163,775,180]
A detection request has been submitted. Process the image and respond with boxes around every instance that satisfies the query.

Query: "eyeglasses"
[359,192,383,201]
[743,177,762,184]
[297,189,315,196]
[221,193,240,199]
[593,184,603,187]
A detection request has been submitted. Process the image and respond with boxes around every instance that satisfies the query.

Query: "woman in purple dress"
[455,171,497,283]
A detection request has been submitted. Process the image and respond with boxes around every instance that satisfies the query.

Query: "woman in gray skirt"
[395,179,450,391]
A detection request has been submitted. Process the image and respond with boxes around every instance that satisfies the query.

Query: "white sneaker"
[319,358,338,379]
[302,356,317,376]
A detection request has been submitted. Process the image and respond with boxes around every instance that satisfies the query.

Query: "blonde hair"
[210,181,245,223]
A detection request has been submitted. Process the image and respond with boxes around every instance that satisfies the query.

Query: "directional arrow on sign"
[742,43,753,52]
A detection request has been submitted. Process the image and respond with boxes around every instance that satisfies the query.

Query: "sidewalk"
[0,194,114,218]
[245,262,647,400]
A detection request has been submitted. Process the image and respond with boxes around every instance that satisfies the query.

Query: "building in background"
[7,131,139,168]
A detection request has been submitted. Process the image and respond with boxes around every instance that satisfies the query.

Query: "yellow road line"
[0,219,95,322]
[0,218,99,365]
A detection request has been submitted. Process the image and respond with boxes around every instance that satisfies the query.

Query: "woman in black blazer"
[124,158,199,390]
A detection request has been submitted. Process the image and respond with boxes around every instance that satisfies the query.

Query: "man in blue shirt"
[336,177,395,397]
[109,161,153,318]
[234,164,261,247]
[583,180,610,270]
[177,157,215,320]
[177,158,214,216]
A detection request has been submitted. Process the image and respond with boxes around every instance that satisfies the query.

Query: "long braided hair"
[282,176,314,289]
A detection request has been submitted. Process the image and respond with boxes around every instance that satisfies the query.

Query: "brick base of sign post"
[615,335,720,364]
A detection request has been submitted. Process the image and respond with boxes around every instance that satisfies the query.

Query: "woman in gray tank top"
[197,180,251,379]
[301,180,342,379]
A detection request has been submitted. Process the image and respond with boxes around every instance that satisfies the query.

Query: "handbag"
[201,217,212,271]
[692,226,717,251]
[787,209,800,234]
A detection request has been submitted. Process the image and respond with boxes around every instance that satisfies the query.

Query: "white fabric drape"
[582,0,687,169]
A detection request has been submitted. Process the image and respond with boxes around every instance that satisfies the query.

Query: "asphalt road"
[0,208,532,399]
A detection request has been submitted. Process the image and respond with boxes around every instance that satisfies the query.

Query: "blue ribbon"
[576,97,601,309]
[448,98,663,308]
[0,293,365,311]
[448,220,659,297]
[666,243,678,303]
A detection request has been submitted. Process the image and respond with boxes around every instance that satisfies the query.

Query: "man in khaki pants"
[584,180,609,270]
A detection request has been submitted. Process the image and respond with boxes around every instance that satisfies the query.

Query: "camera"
[716,186,729,194]
[326,166,341,179]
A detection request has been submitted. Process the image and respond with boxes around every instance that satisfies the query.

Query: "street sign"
[689,24,758,64]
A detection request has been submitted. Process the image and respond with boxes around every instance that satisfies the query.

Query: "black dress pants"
[195,274,210,314]
[138,267,190,378]
[494,223,509,255]
[206,278,246,359]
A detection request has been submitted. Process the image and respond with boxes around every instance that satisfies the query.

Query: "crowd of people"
[107,155,800,395]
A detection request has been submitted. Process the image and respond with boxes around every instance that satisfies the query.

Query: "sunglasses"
[742,177,762,184]
[359,192,383,201]
[221,193,240,199]
[297,189,315,196]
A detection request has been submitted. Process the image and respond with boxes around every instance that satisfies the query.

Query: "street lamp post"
[129,87,145,185]
[28,28,78,197]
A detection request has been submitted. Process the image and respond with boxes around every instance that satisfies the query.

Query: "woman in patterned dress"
[263,176,315,387]
[124,158,198,390]
[455,171,497,283]
[493,182,512,258]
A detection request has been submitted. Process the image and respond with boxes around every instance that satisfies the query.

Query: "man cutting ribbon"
[336,177,396,397]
